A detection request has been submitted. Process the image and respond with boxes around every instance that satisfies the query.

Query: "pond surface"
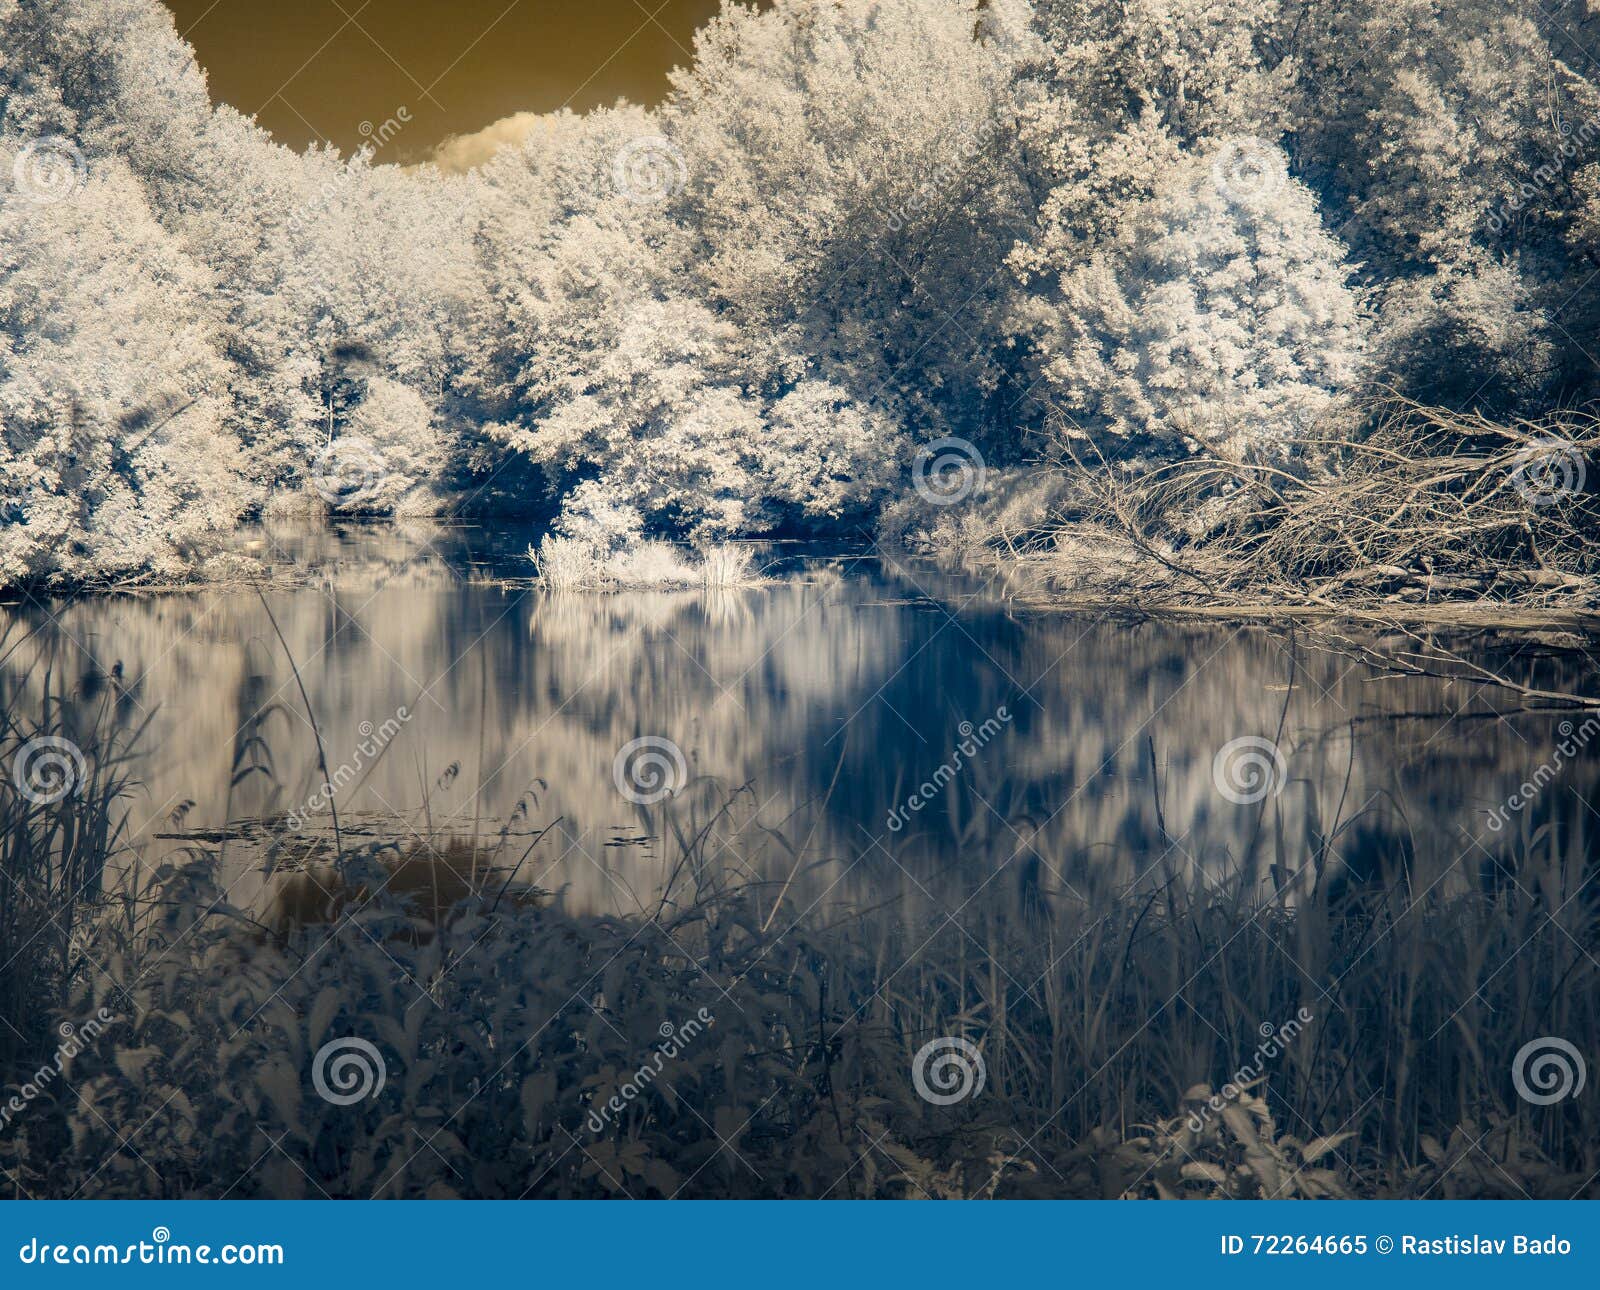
[3,522,1596,917]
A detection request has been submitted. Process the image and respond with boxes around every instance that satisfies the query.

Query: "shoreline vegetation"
[0,738,1595,1198]
[5,397,1595,640]
[0,637,1595,1199]
[885,402,1600,629]
[528,536,761,591]
[6,2,1600,613]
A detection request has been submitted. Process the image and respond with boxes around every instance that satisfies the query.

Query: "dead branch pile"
[1027,401,1599,615]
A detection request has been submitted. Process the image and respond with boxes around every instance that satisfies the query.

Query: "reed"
[1,767,1592,1199]
[0,628,145,1077]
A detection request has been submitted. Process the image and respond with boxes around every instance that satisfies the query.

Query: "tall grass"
[0,628,144,1076]
[1,763,1593,1199]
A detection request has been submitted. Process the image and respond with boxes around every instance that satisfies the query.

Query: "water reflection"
[2,522,1595,917]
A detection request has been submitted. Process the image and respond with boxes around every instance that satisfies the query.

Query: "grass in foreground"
[1,774,1594,1200]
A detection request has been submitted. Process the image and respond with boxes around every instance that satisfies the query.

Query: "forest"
[2,0,1596,603]
[2,1,1599,1204]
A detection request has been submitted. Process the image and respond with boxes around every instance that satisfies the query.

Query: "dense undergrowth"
[888,404,1600,618]
[1,739,1595,1198]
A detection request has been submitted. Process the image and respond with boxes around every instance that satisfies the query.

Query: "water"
[3,521,1595,916]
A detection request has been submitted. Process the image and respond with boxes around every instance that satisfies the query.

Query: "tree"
[1283,0,1600,407]
[0,154,249,584]
[1031,145,1365,456]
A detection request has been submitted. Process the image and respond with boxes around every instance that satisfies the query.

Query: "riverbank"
[885,403,1600,640]
[1,805,1595,1200]
[2,530,1595,1199]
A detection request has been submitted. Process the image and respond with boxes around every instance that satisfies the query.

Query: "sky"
[160,0,732,163]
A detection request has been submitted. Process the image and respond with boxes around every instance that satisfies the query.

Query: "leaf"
[1300,1132,1355,1163]
[1219,1103,1258,1148]
[1245,1149,1284,1198]
[114,1047,161,1081]
[642,1158,681,1195]
[257,1057,303,1130]
[308,987,342,1052]
[520,1072,556,1134]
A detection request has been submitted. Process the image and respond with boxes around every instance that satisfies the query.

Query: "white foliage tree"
[0,155,249,584]
[4,0,1600,589]
[1037,145,1366,456]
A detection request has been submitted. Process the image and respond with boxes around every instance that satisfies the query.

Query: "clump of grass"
[0,630,143,1077]
[527,535,604,590]
[609,540,699,587]
[696,543,756,587]
[528,536,759,591]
